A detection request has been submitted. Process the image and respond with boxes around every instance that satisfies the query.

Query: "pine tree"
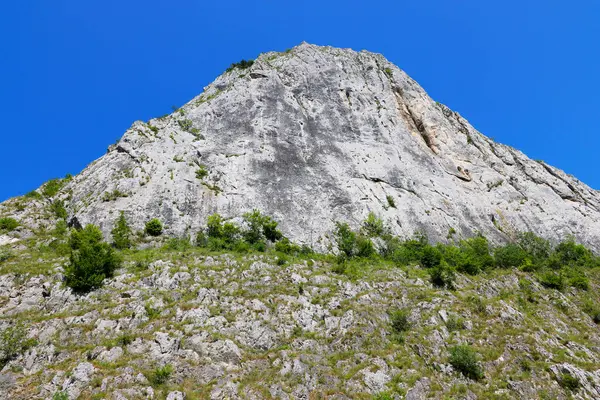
[111,211,132,249]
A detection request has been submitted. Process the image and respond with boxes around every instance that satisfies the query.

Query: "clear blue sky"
[1,1,599,201]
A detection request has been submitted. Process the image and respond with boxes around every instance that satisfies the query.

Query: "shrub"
[458,235,494,274]
[420,245,442,269]
[51,200,68,220]
[242,209,283,243]
[362,212,385,237]
[111,211,132,249]
[116,333,134,346]
[226,59,254,72]
[42,178,65,197]
[430,261,456,289]
[242,209,265,244]
[101,189,128,202]
[558,373,580,392]
[538,271,565,291]
[566,268,589,290]
[52,392,69,400]
[222,222,241,244]
[275,237,301,255]
[145,219,163,237]
[551,238,598,269]
[374,392,394,400]
[445,314,465,331]
[262,215,283,242]
[355,235,376,258]
[518,232,551,265]
[583,300,600,324]
[165,237,191,251]
[178,119,193,132]
[65,225,121,293]
[145,303,161,320]
[0,323,36,368]
[334,222,356,259]
[24,190,42,200]
[390,233,429,265]
[195,230,207,247]
[0,217,18,232]
[386,195,396,209]
[54,220,68,236]
[149,364,173,385]
[195,165,208,180]
[389,308,411,334]
[207,214,224,238]
[276,254,289,266]
[0,247,12,264]
[494,243,527,268]
[448,345,484,380]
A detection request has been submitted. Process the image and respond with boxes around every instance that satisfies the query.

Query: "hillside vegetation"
[0,206,599,399]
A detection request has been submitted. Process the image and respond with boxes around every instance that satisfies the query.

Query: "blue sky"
[1,1,599,201]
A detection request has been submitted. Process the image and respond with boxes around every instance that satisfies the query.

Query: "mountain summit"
[7,43,600,248]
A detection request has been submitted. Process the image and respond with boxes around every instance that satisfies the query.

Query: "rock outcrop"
[3,42,600,250]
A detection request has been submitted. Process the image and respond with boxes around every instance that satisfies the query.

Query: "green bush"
[42,178,66,197]
[242,209,283,243]
[243,209,264,244]
[24,190,42,200]
[390,233,429,265]
[583,300,600,324]
[207,214,224,238]
[195,165,208,180]
[0,323,37,368]
[430,261,456,289]
[0,247,12,264]
[52,392,69,400]
[494,243,527,268]
[518,232,551,266]
[334,222,357,259]
[445,314,465,331]
[355,235,376,258]
[458,235,494,274]
[195,230,207,247]
[145,219,163,237]
[389,308,411,334]
[558,373,580,392]
[550,237,598,269]
[449,345,484,380]
[0,217,18,232]
[51,200,68,220]
[420,245,442,269]
[226,59,254,72]
[538,271,565,291]
[275,237,301,255]
[149,364,173,385]
[65,225,121,293]
[111,211,132,249]
[362,212,385,237]
[386,195,396,209]
[165,237,191,251]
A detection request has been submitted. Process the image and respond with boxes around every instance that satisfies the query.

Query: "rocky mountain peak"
[7,42,600,249]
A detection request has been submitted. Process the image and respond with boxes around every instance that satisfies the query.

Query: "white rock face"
[19,43,600,248]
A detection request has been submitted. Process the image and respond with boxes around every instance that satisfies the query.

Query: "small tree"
[334,222,356,259]
[145,219,163,237]
[362,212,385,237]
[111,211,132,249]
[65,225,121,293]
[206,214,224,238]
